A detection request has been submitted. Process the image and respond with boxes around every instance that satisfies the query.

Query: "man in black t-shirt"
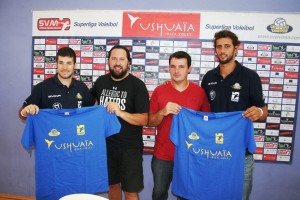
[91,45,149,200]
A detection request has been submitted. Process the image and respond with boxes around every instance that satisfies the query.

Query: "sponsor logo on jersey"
[76,93,83,100]
[209,90,216,101]
[215,133,224,144]
[48,129,60,136]
[48,94,62,98]
[45,139,94,152]
[53,102,62,109]
[188,132,200,140]
[77,125,85,135]
[231,83,242,90]
[207,82,217,85]
[231,91,240,102]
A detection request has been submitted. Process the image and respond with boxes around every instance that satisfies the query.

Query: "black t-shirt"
[201,61,265,112]
[91,73,149,150]
[23,74,95,109]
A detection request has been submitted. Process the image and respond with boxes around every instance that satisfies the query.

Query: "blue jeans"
[151,156,174,200]
[243,155,255,200]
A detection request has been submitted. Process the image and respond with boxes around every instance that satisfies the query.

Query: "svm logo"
[37,18,71,31]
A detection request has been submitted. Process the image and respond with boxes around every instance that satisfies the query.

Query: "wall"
[0,0,300,199]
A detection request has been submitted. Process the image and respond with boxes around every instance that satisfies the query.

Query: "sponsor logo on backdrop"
[122,12,200,39]
[38,18,71,31]
[267,18,293,34]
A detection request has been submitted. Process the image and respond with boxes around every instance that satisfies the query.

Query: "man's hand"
[104,102,123,117]
[242,106,263,121]
[20,104,40,117]
[161,102,181,116]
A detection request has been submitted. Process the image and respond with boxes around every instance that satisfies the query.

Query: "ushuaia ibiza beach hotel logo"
[37,18,71,31]
[266,18,293,34]
[122,12,200,39]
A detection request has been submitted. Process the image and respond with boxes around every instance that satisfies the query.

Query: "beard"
[58,71,73,79]
[109,65,129,79]
[217,54,235,65]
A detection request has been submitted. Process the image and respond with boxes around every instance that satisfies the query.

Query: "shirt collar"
[53,74,76,87]
[215,61,242,77]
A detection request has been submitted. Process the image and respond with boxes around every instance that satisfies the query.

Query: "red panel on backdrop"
[122,12,200,39]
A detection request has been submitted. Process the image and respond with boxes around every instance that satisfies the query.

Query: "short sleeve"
[245,120,256,153]
[22,84,42,107]
[134,80,149,113]
[83,87,95,106]
[105,111,121,138]
[249,71,265,108]
[170,112,180,146]
[21,115,35,153]
[149,88,159,113]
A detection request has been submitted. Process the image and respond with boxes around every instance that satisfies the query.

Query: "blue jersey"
[21,106,121,200]
[170,107,256,200]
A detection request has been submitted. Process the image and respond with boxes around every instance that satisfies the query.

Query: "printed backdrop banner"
[32,10,300,163]
[33,10,300,43]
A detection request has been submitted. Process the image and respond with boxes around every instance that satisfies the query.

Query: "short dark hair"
[169,51,192,68]
[56,47,76,63]
[213,30,240,48]
[108,45,131,63]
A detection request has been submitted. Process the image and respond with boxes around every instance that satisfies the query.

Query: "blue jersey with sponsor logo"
[170,107,256,200]
[21,106,121,200]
